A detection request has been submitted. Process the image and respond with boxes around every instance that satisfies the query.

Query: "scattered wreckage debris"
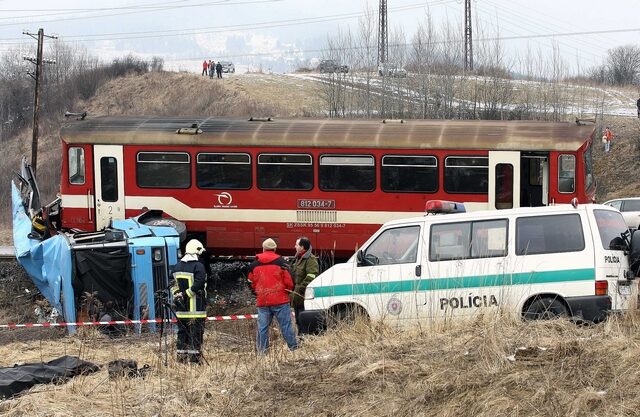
[107,359,150,379]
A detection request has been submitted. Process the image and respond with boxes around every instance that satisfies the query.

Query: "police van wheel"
[328,304,369,327]
[523,297,568,320]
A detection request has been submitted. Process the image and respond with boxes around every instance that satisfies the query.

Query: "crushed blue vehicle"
[12,160,181,333]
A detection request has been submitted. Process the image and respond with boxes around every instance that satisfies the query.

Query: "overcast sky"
[1,0,639,73]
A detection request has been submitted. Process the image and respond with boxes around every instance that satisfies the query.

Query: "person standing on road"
[201,60,208,76]
[603,126,614,153]
[209,60,214,79]
[248,238,298,354]
[216,61,223,79]
[289,236,319,336]
[171,239,208,364]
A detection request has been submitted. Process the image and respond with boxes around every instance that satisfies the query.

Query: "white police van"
[299,201,640,331]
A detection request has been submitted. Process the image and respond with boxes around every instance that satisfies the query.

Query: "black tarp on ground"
[73,248,133,311]
[0,355,99,399]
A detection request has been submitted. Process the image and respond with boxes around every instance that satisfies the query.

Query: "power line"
[0,0,284,27]
[0,2,445,44]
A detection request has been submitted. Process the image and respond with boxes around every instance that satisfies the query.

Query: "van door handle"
[415,265,422,277]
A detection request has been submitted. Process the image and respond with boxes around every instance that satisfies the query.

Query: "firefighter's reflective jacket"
[171,259,207,319]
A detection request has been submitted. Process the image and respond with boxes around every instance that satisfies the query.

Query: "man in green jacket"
[290,236,319,335]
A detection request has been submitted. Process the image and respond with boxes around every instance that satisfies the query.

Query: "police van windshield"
[594,209,628,250]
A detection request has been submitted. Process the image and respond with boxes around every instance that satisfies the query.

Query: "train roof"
[60,116,595,151]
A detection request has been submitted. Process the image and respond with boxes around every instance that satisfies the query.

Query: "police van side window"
[593,209,628,250]
[516,214,584,255]
[471,219,508,258]
[363,225,421,265]
[429,219,507,261]
[429,222,471,261]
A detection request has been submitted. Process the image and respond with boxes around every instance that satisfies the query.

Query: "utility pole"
[464,0,473,71]
[377,0,388,66]
[23,28,57,177]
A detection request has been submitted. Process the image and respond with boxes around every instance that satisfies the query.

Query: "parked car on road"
[318,59,349,73]
[378,62,407,78]
[603,197,640,230]
[219,61,235,73]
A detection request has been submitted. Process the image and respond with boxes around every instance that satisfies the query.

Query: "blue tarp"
[11,181,73,320]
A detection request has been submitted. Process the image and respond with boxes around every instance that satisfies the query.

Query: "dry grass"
[81,71,324,118]
[1,312,640,416]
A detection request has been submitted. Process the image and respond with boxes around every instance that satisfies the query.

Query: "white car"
[378,63,407,78]
[219,61,235,73]
[603,197,640,229]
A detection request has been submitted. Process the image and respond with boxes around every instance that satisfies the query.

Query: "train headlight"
[305,287,315,300]
[153,248,163,262]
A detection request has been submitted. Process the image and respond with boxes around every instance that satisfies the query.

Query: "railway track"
[0,246,15,262]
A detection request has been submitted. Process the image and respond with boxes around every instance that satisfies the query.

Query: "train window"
[558,154,575,193]
[197,153,251,189]
[68,147,85,185]
[381,155,437,193]
[319,155,375,192]
[584,146,594,191]
[100,157,118,202]
[136,152,191,188]
[257,154,313,191]
[444,156,488,194]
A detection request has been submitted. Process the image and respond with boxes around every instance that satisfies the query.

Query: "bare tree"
[606,45,640,85]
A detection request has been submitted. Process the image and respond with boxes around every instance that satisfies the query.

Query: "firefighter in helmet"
[171,239,208,364]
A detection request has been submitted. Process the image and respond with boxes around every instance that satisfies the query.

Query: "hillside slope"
[1,72,639,244]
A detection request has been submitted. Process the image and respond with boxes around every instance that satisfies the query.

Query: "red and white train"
[57,116,596,258]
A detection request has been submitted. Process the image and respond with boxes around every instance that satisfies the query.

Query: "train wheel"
[140,216,187,242]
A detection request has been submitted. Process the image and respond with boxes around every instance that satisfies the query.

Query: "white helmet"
[185,239,205,255]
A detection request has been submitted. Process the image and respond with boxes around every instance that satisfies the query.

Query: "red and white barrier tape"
[0,314,258,330]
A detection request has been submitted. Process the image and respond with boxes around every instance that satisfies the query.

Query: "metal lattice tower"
[464,0,473,71]
[378,0,388,66]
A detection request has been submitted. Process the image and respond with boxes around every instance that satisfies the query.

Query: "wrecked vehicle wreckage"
[12,160,181,334]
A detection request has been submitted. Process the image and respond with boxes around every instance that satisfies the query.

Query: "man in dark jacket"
[248,238,298,354]
[216,61,223,78]
[290,236,319,335]
[171,239,207,364]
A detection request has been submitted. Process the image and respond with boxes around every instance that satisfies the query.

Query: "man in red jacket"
[248,238,298,354]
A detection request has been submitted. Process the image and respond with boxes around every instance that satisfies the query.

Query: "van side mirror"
[356,250,364,266]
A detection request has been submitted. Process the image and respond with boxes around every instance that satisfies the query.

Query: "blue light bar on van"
[425,200,466,214]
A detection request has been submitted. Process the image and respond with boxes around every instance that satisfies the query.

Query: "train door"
[93,145,125,230]
[488,151,520,210]
[520,154,549,207]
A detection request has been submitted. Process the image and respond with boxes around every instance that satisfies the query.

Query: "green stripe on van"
[313,268,595,298]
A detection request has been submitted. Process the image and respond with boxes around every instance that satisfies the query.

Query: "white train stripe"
[61,194,489,225]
